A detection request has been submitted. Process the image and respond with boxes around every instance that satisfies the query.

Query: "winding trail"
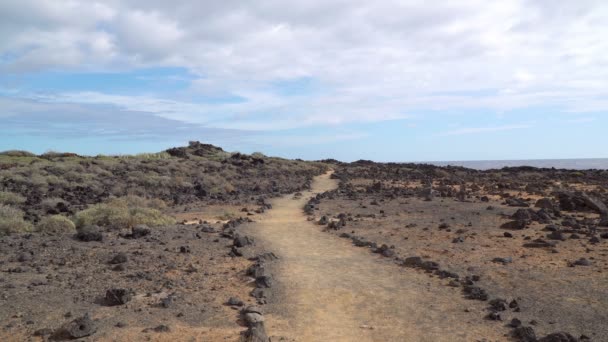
[247,172,505,342]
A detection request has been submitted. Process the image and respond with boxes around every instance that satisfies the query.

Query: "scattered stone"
[509,318,522,328]
[109,252,128,264]
[234,235,253,248]
[501,220,528,230]
[547,231,566,241]
[52,314,96,339]
[492,257,512,265]
[152,325,170,333]
[513,326,537,342]
[105,288,133,306]
[129,225,151,239]
[571,258,592,267]
[463,285,488,301]
[523,239,557,248]
[74,226,103,242]
[227,297,244,306]
[538,332,578,342]
[403,256,422,268]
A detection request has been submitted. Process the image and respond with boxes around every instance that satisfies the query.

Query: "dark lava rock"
[179,246,191,253]
[523,239,557,248]
[105,288,133,306]
[234,235,253,248]
[538,332,578,342]
[501,220,528,230]
[512,209,535,221]
[250,288,269,299]
[200,225,216,233]
[109,253,128,264]
[452,236,465,243]
[227,297,244,306]
[33,328,53,336]
[535,198,556,211]
[489,298,508,311]
[509,318,522,328]
[547,231,566,241]
[254,252,279,262]
[589,236,600,244]
[504,232,513,238]
[129,225,151,239]
[513,326,537,342]
[255,275,273,288]
[463,285,488,301]
[572,258,591,266]
[153,325,170,333]
[318,216,328,225]
[112,264,126,272]
[487,311,502,320]
[230,246,243,257]
[544,224,559,232]
[421,261,439,271]
[403,256,422,268]
[435,270,459,279]
[492,257,512,265]
[52,313,96,339]
[242,322,270,342]
[506,198,530,207]
[375,244,395,257]
[16,252,32,262]
[74,226,103,242]
[160,296,173,308]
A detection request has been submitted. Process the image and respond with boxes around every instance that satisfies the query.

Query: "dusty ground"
[243,172,511,341]
[0,222,257,341]
[311,170,608,341]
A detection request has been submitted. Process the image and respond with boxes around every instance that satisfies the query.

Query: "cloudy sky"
[1,0,607,161]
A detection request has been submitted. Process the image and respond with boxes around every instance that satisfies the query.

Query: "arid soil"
[307,164,608,341]
[0,218,269,341]
[2,145,608,342]
[244,172,506,341]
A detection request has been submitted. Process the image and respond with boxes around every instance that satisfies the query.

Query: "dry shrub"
[74,197,174,229]
[36,215,76,233]
[0,191,26,206]
[0,205,32,235]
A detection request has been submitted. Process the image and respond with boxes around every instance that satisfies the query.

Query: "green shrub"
[0,205,33,235]
[0,191,26,206]
[36,215,76,233]
[0,150,36,157]
[40,197,67,213]
[74,197,174,229]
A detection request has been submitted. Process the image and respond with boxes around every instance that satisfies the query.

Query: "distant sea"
[427,158,608,170]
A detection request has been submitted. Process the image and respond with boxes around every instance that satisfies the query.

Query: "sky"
[1,0,607,162]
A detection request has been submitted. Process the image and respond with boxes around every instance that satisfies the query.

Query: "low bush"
[0,150,36,157]
[74,197,174,229]
[0,191,26,206]
[36,215,76,233]
[0,205,33,235]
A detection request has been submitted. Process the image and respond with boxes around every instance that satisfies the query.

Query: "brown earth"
[244,172,509,341]
[0,222,256,341]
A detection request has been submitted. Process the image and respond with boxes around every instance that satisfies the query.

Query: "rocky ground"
[3,145,608,341]
[0,210,277,341]
[308,163,608,341]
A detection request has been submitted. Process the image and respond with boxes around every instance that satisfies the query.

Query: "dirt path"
[247,172,508,342]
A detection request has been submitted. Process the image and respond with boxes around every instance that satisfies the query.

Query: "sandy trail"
[247,172,506,342]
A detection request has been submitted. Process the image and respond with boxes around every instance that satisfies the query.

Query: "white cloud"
[439,124,532,136]
[1,0,608,129]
